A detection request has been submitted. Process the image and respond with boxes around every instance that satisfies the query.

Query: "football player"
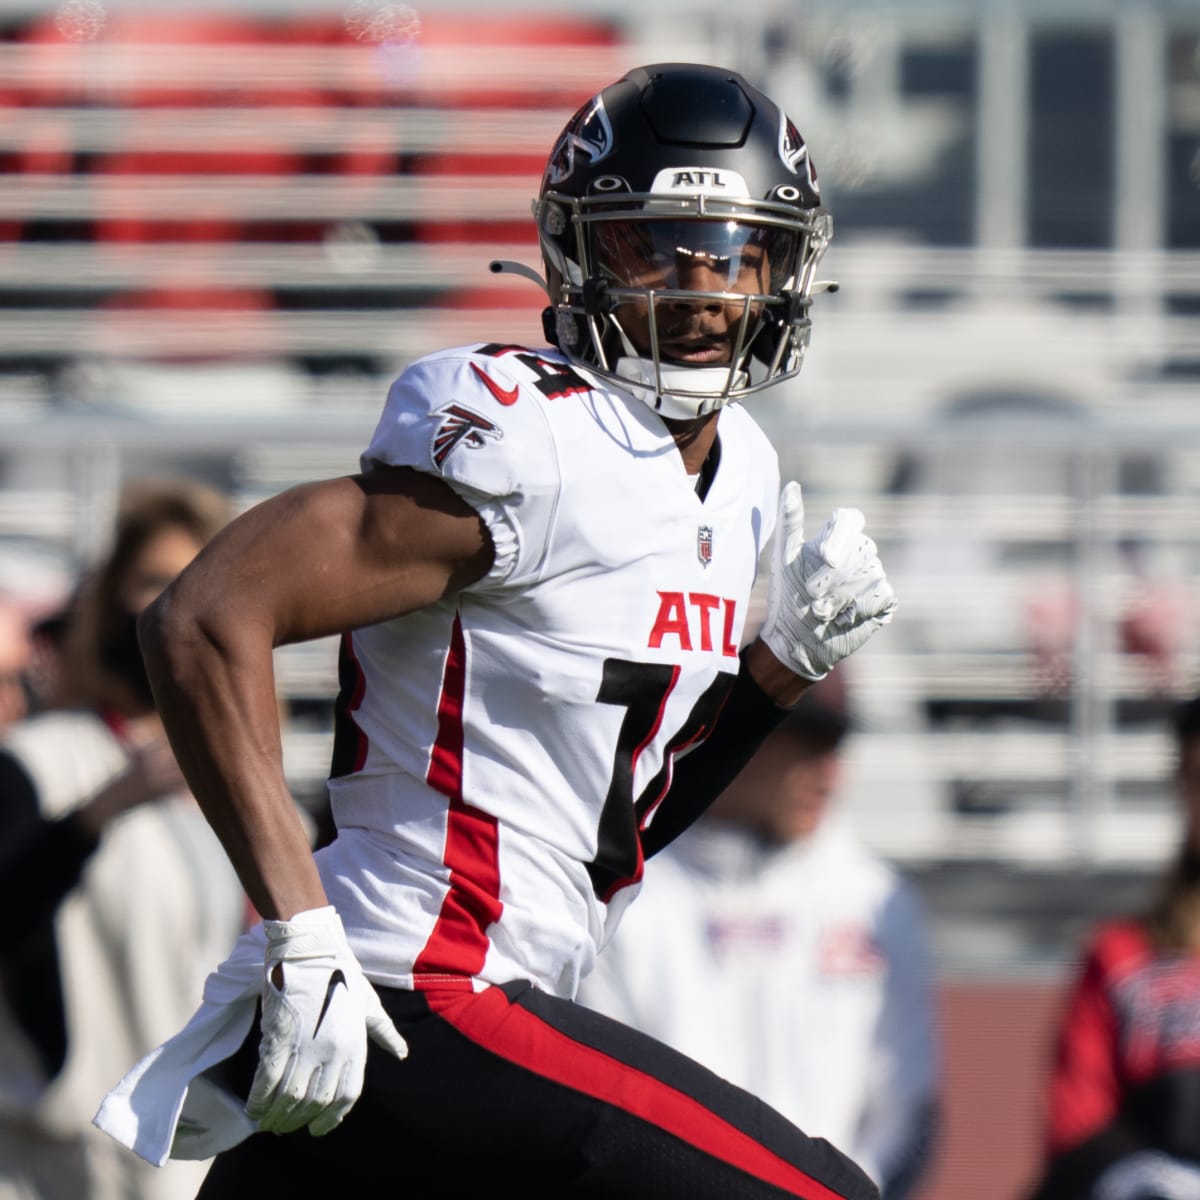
[96,64,896,1198]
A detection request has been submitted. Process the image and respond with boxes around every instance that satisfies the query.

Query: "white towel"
[93,926,266,1166]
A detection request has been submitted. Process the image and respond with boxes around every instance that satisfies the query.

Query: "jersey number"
[587,659,734,901]
[477,344,592,400]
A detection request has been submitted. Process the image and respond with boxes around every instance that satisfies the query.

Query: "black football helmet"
[531,63,833,420]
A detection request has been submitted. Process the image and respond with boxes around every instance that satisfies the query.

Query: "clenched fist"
[759,481,897,682]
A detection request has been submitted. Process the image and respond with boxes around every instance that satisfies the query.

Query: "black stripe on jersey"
[328,633,368,780]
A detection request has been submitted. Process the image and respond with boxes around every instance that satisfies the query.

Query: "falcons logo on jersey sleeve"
[431,403,502,468]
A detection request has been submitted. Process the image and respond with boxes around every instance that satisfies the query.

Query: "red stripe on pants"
[426,986,849,1200]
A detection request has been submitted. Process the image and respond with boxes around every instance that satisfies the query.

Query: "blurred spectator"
[0,594,34,731]
[23,600,77,715]
[0,478,246,1200]
[579,682,941,1200]
[1026,694,1200,1200]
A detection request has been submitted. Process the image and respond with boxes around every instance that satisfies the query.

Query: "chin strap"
[613,357,748,419]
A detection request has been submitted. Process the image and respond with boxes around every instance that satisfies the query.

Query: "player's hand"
[247,905,408,1137]
[759,481,897,682]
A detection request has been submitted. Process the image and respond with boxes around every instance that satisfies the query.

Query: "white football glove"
[247,905,408,1137]
[760,481,897,682]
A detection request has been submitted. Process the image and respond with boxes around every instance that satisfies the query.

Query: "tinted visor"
[591,219,799,295]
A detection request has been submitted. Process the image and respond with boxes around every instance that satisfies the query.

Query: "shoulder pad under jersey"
[362,343,592,499]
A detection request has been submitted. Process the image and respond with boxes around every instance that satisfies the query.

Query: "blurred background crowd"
[1,0,1199,1197]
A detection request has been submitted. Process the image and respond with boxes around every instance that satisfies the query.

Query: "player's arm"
[139,465,493,1137]
[137,465,493,922]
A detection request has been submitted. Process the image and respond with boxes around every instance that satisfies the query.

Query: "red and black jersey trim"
[329,632,369,779]
[413,612,503,988]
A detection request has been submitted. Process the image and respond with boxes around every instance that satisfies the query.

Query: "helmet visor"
[590,219,799,296]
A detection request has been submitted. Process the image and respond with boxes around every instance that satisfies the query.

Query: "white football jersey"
[316,343,779,999]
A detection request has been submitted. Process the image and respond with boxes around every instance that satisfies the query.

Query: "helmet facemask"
[539,192,831,419]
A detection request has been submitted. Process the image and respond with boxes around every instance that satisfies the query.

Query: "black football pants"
[196,979,878,1200]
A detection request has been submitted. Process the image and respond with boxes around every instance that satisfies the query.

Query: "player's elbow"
[138,586,196,686]
[137,586,175,665]
[137,581,242,696]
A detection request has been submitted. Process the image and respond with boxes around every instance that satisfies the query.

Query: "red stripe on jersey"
[425,614,468,802]
[414,613,503,988]
[426,987,848,1199]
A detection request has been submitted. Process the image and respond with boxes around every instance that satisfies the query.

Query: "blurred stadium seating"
[0,0,1199,937]
[0,0,629,810]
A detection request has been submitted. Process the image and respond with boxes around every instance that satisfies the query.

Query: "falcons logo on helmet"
[544,96,614,187]
[779,113,820,200]
[431,403,502,468]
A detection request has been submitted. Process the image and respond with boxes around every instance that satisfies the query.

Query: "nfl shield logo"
[697,525,713,567]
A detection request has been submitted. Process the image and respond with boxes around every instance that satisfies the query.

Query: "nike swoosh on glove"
[247,905,408,1137]
[759,481,897,682]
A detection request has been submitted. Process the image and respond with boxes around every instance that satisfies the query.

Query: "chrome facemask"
[538,191,833,420]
